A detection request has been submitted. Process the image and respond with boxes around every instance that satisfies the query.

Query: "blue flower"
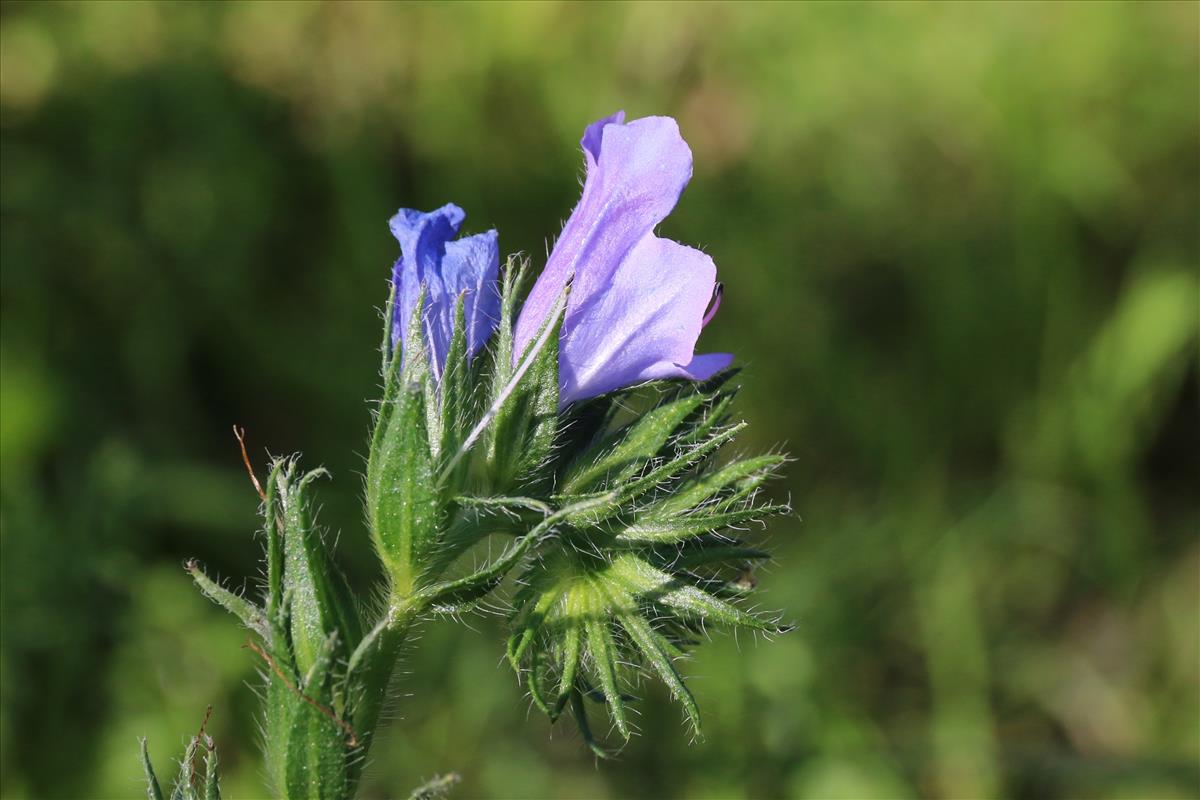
[513,112,731,405]
[389,203,500,378]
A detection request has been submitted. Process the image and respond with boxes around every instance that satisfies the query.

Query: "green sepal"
[170,737,200,800]
[438,294,473,485]
[560,389,709,495]
[263,459,285,627]
[484,258,525,389]
[139,738,164,800]
[655,454,786,516]
[278,464,363,675]
[584,615,629,739]
[186,561,268,639]
[367,378,441,596]
[618,612,701,736]
[554,621,582,719]
[607,553,788,634]
[666,543,772,571]
[615,502,790,544]
[282,635,350,800]
[561,423,746,527]
[203,739,220,800]
[570,688,611,759]
[139,735,222,800]
[484,269,564,489]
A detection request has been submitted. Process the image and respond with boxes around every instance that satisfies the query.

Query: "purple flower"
[513,112,731,405]
[389,203,500,378]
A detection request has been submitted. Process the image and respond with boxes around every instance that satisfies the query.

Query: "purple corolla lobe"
[389,203,500,377]
[514,112,732,405]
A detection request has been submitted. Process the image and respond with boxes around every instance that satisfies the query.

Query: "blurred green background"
[1,2,1197,798]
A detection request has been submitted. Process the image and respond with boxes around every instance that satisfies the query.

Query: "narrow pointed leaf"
[619,613,701,736]
[171,737,199,800]
[139,739,165,800]
[609,553,784,633]
[284,637,350,800]
[564,424,745,525]
[626,424,745,499]
[678,384,739,447]
[527,647,555,717]
[303,631,340,693]
[263,460,285,626]
[187,562,268,638]
[616,503,789,543]
[668,545,771,570]
[555,623,583,717]
[570,689,611,759]
[486,282,563,487]
[367,382,440,596]
[280,467,363,673]
[584,618,629,738]
[561,390,708,494]
[203,741,220,800]
[656,455,786,515]
[439,294,471,473]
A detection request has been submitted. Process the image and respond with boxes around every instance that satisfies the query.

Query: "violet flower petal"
[513,115,693,357]
[559,234,732,403]
[515,113,732,405]
[388,203,499,375]
[442,230,500,357]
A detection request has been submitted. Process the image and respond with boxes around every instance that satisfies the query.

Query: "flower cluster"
[175,112,787,799]
[392,112,729,405]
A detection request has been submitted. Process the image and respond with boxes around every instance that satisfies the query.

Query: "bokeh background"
[2,2,1197,798]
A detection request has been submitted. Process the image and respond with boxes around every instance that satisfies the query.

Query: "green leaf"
[616,503,789,544]
[618,612,701,736]
[186,561,268,639]
[170,737,199,800]
[278,465,363,675]
[608,553,786,633]
[438,293,471,477]
[302,631,341,693]
[560,389,709,495]
[655,454,786,516]
[283,695,349,800]
[667,544,772,570]
[584,616,629,739]
[343,613,411,774]
[484,284,563,489]
[555,621,582,719]
[203,739,220,800]
[139,738,165,800]
[263,459,285,627]
[677,372,741,446]
[367,380,441,596]
[569,688,610,759]
[563,424,746,526]
[626,423,745,499]
[263,655,299,794]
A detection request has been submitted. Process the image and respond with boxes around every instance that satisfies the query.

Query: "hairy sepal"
[505,375,789,750]
[484,261,563,490]
[139,735,222,800]
[188,455,367,799]
[368,289,444,596]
